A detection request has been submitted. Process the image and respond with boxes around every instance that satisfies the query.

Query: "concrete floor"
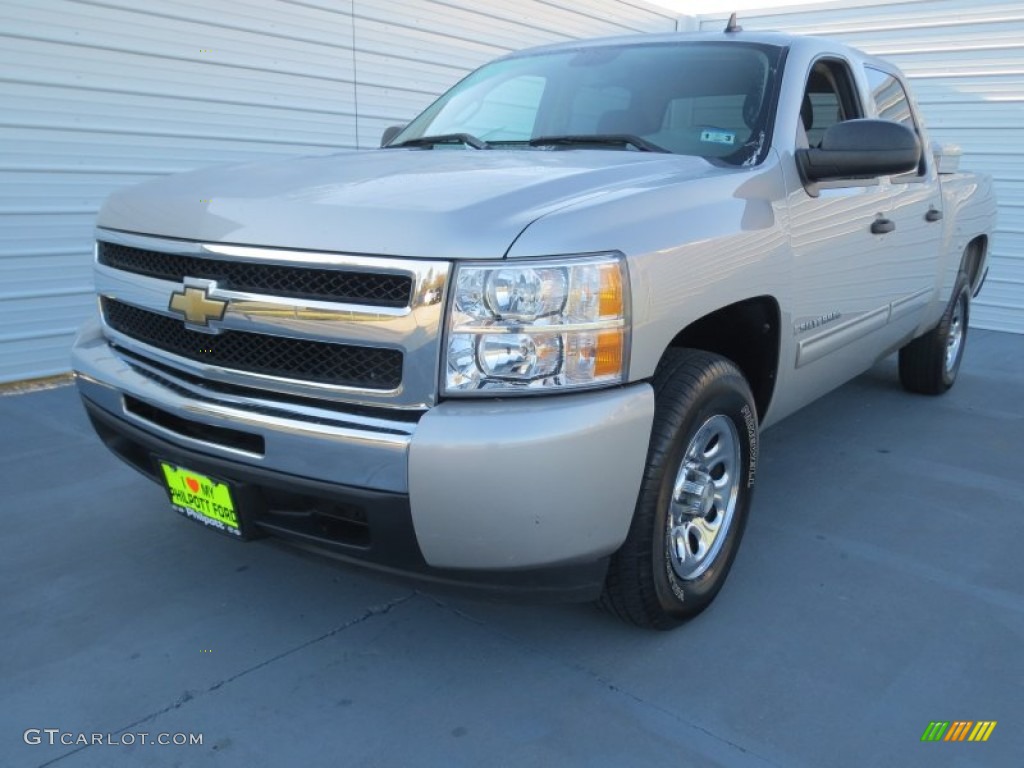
[2,329,1022,768]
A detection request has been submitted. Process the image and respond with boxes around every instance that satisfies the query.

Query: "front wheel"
[601,350,758,630]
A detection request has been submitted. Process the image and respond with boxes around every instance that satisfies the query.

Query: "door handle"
[871,218,895,235]
[925,207,943,222]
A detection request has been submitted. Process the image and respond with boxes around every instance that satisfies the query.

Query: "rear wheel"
[601,349,758,630]
[899,273,970,395]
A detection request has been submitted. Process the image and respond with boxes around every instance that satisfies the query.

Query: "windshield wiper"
[528,134,669,153]
[390,133,491,150]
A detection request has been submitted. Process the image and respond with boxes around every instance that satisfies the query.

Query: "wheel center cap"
[675,463,715,519]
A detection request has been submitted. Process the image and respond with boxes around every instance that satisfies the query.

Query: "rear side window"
[865,67,925,177]
[865,67,915,128]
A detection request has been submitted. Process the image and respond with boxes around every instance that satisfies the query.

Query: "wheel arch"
[661,295,780,421]
[961,235,988,297]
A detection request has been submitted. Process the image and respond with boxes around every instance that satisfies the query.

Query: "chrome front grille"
[93,229,450,409]
[102,298,403,390]
[97,242,413,307]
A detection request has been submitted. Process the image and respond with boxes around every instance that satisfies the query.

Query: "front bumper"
[73,319,654,598]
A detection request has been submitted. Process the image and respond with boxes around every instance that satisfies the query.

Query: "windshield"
[391,41,785,166]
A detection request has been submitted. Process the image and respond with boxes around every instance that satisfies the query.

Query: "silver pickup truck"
[73,28,996,628]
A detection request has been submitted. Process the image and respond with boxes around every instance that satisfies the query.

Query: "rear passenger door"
[864,66,944,337]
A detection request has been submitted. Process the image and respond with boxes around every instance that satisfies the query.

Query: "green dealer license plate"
[159,462,241,537]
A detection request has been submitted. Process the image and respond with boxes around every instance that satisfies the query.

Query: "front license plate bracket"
[158,461,244,538]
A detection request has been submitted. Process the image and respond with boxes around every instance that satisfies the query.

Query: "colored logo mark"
[168,284,227,327]
[921,721,996,742]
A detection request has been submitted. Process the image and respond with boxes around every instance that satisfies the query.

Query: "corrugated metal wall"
[699,0,1024,334]
[0,0,676,383]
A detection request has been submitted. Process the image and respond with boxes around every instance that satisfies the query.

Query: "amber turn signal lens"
[594,329,624,378]
[599,264,623,318]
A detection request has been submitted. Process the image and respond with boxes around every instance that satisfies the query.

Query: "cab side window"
[865,66,926,177]
[798,60,863,148]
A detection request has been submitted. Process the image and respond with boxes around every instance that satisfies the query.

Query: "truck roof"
[503,29,888,71]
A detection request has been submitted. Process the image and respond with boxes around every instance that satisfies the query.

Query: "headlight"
[444,253,629,394]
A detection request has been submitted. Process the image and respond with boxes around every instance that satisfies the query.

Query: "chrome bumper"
[73,318,654,571]
[73,318,413,493]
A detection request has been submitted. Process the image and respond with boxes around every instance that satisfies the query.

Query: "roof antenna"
[725,12,743,33]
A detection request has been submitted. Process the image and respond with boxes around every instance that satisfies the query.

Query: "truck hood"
[98,149,733,260]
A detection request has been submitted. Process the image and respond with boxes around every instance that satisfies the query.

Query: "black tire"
[600,349,758,630]
[899,273,970,395]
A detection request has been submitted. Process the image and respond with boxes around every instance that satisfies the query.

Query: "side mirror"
[796,119,921,182]
[380,125,405,148]
[932,140,961,174]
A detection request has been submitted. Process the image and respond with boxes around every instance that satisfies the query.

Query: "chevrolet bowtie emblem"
[168,283,227,327]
